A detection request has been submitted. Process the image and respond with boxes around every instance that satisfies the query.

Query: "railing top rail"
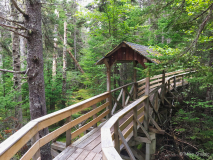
[0,91,110,158]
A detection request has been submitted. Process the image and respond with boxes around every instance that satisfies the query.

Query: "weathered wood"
[84,151,96,160]
[67,148,84,159]
[53,146,77,160]
[111,82,135,93]
[93,104,98,128]
[102,147,122,160]
[125,85,134,105]
[174,76,176,90]
[150,78,162,85]
[133,106,137,138]
[51,141,66,151]
[137,90,145,97]
[51,149,59,158]
[149,116,162,131]
[118,129,136,160]
[111,96,123,108]
[93,153,102,160]
[144,77,150,130]
[66,116,72,147]
[39,102,109,147]
[162,70,165,104]
[136,119,150,140]
[133,61,137,100]
[72,110,109,139]
[148,126,165,135]
[122,87,126,107]
[137,79,146,85]
[76,149,90,160]
[138,85,145,93]
[124,87,134,104]
[114,121,120,153]
[111,89,123,115]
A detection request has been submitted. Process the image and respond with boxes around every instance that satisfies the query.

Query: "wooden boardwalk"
[54,103,145,160]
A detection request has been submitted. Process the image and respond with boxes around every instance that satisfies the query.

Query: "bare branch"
[0,15,24,24]
[11,0,28,18]
[0,69,26,74]
[0,25,29,39]
[0,23,21,30]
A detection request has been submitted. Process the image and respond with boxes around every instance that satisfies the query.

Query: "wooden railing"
[101,70,192,160]
[0,92,110,160]
[0,69,191,160]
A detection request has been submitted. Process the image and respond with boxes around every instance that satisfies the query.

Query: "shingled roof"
[96,41,160,66]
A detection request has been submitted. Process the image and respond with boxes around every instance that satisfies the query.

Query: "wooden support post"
[149,132,156,160]
[133,61,137,100]
[31,132,41,160]
[66,116,72,147]
[114,121,120,153]
[144,77,150,130]
[162,70,165,104]
[93,104,97,128]
[133,106,137,138]
[168,79,170,92]
[122,87,126,107]
[145,76,150,160]
[174,76,176,90]
[182,75,184,91]
[105,59,112,118]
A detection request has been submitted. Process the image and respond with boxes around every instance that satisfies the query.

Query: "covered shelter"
[96,41,160,68]
[96,41,160,116]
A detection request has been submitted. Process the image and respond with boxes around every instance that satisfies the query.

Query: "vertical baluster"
[133,61,137,100]
[66,116,72,147]
[114,121,120,153]
[105,59,112,118]
[162,70,165,104]
[144,76,150,130]
[133,106,137,138]
[122,87,126,107]
[174,76,176,90]
[168,79,170,91]
[93,104,97,128]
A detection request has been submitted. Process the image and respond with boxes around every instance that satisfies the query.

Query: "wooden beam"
[114,121,120,153]
[144,77,150,130]
[148,126,165,135]
[66,116,71,147]
[118,129,136,160]
[133,61,137,100]
[136,119,151,140]
[134,137,151,143]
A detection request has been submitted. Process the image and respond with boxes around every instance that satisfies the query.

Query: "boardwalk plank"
[53,146,77,160]
[76,150,90,160]
[93,153,102,160]
[84,151,96,160]
[84,135,101,151]
[67,148,84,160]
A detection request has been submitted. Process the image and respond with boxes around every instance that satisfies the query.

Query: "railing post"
[133,106,137,138]
[114,121,120,153]
[144,76,150,130]
[31,132,41,160]
[105,59,112,118]
[66,116,72,147]
[182,75,184,91]
[145,76,150,160]
[174,76,176,90]
[162,70,165,104]
[122,87,126,107]
[93,104,97,128]
[168,79,170,92]
[133,61,137,100]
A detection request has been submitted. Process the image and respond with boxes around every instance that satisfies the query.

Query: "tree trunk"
[25,0,51,159]
[0,31,2,82]
[11,0,22,129]
[62,21,67,108]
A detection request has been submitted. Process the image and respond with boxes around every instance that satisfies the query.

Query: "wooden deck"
[54,103,144,160]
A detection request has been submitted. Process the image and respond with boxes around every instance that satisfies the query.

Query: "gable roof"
[96,41,160,65]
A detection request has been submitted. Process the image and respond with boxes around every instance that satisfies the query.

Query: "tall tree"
[62,21,67,107]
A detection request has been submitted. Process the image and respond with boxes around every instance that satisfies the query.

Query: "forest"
[0,0,212,159]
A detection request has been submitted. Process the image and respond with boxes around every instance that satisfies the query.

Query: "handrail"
[0,92,110,160]
[0,69,193,160]
[101,70,192,160]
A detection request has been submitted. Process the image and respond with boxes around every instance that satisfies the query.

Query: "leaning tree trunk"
[11,0,22,129]
[62,21,67,108]
[25,0,51,159]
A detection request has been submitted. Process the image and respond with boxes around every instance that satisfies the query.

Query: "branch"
[0,15,24,24]
[11,0,28,18]
[0,25,29,39]
[183,3,213,24]
[0,69,26,74]
[0,23,21,30]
